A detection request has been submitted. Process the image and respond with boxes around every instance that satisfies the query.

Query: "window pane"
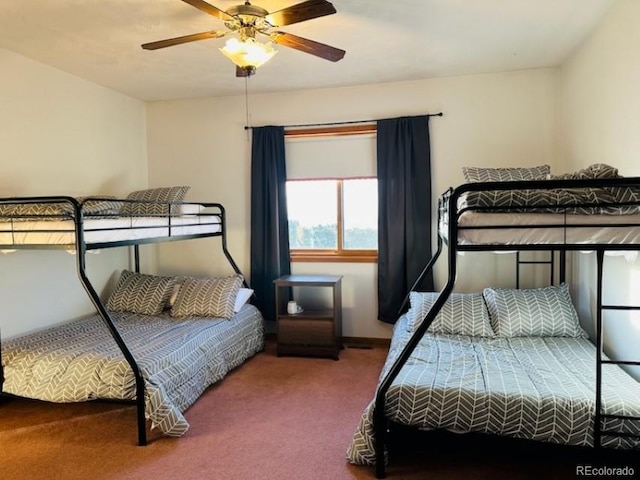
[287,180,337,249]
[343,179,378,250]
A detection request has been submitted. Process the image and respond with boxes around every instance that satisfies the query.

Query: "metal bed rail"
[0,197,225,250]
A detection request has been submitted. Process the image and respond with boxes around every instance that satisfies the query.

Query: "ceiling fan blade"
[180,0,233,21]
[141,31,226,50]
[271,32,345,62]
[266,0,336,27]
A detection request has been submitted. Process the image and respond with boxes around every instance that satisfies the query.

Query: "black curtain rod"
[243,112,443,130]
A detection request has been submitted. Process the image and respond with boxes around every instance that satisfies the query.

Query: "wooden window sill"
[291,252,377,263]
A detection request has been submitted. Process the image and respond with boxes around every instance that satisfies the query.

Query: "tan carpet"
[1,340,638,480]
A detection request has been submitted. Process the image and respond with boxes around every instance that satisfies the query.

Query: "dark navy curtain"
[377,115,434,324]
[250,126,290,323]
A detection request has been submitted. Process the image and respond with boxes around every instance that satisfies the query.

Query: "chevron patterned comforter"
[347,316,640,465]
[2,305,264,436]
[459,186,640,215]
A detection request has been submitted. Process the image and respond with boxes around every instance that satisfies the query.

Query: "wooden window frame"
[286,124,378,263]
[284,124,376,139]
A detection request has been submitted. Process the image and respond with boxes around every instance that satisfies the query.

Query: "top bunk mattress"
[441,211,640,246]
[0,214,222,247]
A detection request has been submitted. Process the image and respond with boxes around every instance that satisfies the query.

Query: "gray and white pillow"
[0,202,69,220]
[107,270,176,316]
[170,275,243,319]
[48,197,124,218]
[483,283,588,338]
[462,165,551,183]
[406,291,495,337]
[551,163,619,181]
[121,186,190,216]
[77,197,124,217]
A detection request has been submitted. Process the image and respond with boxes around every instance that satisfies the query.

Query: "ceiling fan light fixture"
[220,37,277,69]
[142,0,345,77]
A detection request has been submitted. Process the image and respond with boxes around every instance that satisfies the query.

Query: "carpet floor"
[0,340,638,480]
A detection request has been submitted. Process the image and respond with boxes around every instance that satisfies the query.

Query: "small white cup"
[287,301,297,314]
[287,300,302,314]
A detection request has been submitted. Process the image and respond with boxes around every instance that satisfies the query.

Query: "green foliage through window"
[288,220,338,249]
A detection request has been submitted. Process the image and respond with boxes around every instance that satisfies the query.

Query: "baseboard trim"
[265,333,390,348]
[342,336,390,348]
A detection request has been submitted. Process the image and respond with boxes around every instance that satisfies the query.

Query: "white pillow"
[483,283,588,338]
[167,283,181,308]
[407,291,495,337]
[234,288,254,312]
[178,203,205,215]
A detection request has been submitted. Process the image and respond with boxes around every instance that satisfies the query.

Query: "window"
[285,124,377,263]
[287,178,377,262]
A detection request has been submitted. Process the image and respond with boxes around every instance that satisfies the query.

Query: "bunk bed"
[0,191,264,445]
[347,164,640,477]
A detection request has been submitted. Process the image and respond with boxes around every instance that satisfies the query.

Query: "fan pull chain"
[244,75,251,142]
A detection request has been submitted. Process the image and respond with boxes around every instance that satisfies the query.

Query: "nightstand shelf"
[274,275,343,360]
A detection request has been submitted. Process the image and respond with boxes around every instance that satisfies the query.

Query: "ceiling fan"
[142,0,346,77]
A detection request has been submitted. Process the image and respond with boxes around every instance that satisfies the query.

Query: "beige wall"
[559,0,640,377]
[0,49,148,338]
[147,68,559,338]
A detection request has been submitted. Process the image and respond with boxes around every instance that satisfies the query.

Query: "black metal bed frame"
[0,196,245,446]
[373,177,640,478]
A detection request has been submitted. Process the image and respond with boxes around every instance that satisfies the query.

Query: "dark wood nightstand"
[274,274,343,360]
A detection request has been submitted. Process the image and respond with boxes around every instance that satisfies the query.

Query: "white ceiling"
[0,0,615,102]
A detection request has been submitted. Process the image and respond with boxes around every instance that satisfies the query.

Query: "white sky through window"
[287,180,337,227]
[344,179,377,229]
[286,179,377,229]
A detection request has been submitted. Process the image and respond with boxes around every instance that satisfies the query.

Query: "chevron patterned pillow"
[121,186,190,216]
[407,291,495,337]
[76,197,124,217]
[106,270,177,316]
[0,202,70,220]
[483,283,588,338]
[170,275,243,319]
[462,165,550,183]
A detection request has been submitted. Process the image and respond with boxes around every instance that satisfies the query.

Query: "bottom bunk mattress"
[1,304,264,436]
[347,315,640,465]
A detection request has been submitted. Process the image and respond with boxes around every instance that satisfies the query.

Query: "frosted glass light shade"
[220,38,277,69]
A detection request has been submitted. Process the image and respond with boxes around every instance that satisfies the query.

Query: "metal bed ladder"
[515,250,568,287]
[594,250,640,448]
